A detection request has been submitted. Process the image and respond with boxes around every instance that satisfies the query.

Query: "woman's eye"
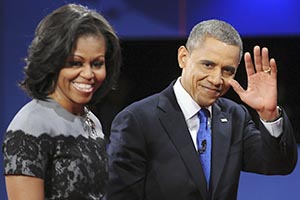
[67,61,83,67]
[92,61,104,68]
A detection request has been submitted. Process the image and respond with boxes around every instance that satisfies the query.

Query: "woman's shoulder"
[6,99,61,137]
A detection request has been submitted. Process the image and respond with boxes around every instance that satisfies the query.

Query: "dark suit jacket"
[107,82,297,200]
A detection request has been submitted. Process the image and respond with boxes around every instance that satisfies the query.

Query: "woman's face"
[49,35,106,115]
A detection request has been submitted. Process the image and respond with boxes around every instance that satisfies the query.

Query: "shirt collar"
[173,77,212,120]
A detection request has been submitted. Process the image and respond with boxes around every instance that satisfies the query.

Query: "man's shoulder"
[216,97,239,107]
[215,97,247,113]
[124,83,174,111]
[123,92,160,112]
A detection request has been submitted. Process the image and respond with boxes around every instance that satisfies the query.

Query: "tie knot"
[199,108,209,118]
[198,108,209,127]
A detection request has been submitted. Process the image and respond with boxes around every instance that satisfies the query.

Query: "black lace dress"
[2,99,107,199]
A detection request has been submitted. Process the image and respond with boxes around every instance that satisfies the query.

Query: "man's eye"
[222,67,236,77]
[203,63,213,68]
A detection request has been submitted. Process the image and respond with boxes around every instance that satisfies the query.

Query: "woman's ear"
[178,46,188,69]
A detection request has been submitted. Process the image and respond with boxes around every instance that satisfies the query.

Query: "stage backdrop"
[1,0,300,199]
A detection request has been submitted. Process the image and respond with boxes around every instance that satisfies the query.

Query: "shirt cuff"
[260,117,283,138]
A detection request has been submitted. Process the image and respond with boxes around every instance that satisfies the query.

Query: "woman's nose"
[80,65,94,79]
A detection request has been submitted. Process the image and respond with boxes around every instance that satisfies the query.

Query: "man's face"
[178,37,240,107]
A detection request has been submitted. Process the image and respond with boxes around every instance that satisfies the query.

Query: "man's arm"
[229,46,279,121]
[107,109,147,200]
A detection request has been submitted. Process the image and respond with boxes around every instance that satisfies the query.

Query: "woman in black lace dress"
[2,3,121,200]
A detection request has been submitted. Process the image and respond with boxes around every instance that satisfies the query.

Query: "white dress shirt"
[173,78,283,150]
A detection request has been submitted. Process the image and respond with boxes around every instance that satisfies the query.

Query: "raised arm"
[229,45,280,121]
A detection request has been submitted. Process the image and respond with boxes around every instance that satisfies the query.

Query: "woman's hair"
[20,3,121,105]
[186,19,243,62]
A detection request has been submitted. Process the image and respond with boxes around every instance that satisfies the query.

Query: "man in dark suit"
[107,19,298,200]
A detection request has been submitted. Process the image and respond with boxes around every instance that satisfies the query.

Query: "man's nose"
[208,68,223,85]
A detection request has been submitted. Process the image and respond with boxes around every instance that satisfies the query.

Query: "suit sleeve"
[106,109,147,200]
[242,106,298,174]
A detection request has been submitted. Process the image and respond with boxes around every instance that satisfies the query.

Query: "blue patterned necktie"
[197,108,211,185]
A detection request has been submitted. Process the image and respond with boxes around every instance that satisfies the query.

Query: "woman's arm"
[5,175,44,200]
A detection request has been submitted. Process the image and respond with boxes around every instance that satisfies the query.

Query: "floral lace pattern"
[3,130,107,200]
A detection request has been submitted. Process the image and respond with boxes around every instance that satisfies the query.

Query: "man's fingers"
[244,52,255,76]
[253,46,262,72]
[261,47,270,71]
[229,79,245,96]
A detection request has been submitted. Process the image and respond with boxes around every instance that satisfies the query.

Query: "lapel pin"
[220,118,228,123]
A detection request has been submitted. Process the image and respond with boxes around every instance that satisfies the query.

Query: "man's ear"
[178,46,188,69]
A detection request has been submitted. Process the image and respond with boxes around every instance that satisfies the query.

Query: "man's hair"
[186,19,243,62]
[20,3,121,105]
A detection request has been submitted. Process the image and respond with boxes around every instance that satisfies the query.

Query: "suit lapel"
[157,84,209,199]
[210,103,232,197]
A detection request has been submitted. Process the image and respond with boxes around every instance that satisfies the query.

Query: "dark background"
[96,37,300,143]
[1,0,300,199]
